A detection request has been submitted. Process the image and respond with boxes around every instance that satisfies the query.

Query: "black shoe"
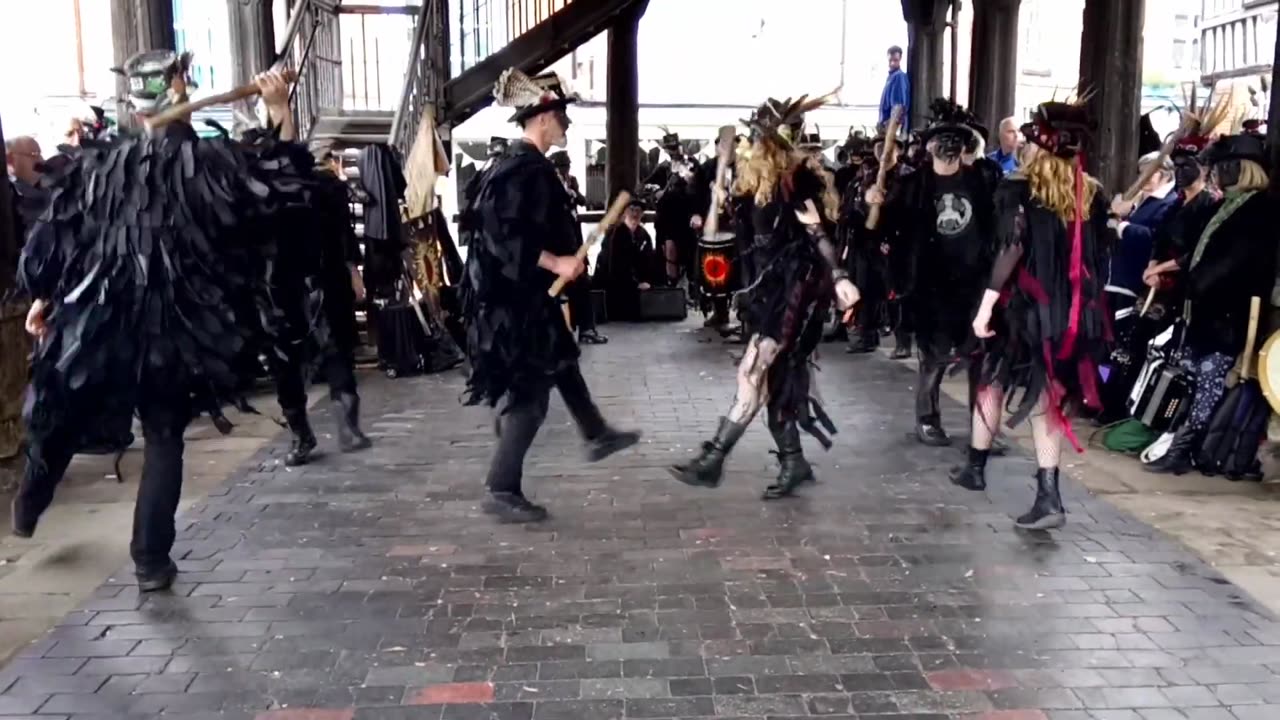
[916,422,951,447]
[482,492,549,523]
[670,417,747,488]
[334,392,372,453]
[1015,468,1066,530]
[579,329,608,345]
[1143,425,1197,475]
[846,336,879,354]
[283,409,317,467]
[949,446,989,491]
[762,422,816,500]
[136,559,178,593]
[989,435,1010,457]
[586,428,641,462]
[891,344,913,360]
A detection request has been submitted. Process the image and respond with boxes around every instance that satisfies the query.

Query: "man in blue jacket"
[1108,152,1178,297]
[879,46,911,132]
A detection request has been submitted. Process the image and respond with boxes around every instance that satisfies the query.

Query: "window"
[1175,14,1190,31]
[1174,39,1189,68]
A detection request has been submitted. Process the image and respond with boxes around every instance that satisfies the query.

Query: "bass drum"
[696,231,739,300]
[1258,328,1280,414]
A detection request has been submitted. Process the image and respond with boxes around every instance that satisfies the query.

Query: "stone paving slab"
[0,324,1279,720]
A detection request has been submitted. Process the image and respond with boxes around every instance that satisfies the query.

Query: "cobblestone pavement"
[2,323,1280,720]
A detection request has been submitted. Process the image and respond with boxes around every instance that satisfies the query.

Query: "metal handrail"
[274,0,344,140]
[388,1,450,158]
[389,1,435,147]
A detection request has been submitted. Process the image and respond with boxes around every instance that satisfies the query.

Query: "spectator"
[1108,152,1178,296]
[879,46,911,132]
[986,117,1020,175]
[5,136,47,234]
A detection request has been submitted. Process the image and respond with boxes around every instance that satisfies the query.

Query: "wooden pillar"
[904,0,951,131]
[968,0,1020,141]
[228,0,277,87]
[606,1,646,203]
[1269,24,1280,183]
[111,0,177,129]
[0,113,15,294]
[1078,0,1144,194]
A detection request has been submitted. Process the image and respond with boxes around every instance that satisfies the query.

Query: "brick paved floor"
[2,323,1280,720]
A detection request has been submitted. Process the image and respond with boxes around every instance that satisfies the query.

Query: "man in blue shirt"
[985,117,1020,174]
[879,46,910,132]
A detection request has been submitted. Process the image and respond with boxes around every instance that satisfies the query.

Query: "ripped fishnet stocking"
[664,239,680,281]
[970,386,1003,450]
[1028,393,1062,469]
[727,335,779,425]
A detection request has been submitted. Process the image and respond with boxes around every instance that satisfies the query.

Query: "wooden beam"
[442,0,646,127]
[606,1,645,202]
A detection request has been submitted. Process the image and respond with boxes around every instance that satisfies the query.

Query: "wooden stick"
[865,105,902,230]
[703,125,737,239]
[1121,116,1192,202]
[549,191,631,298]
[144,70,298,132]
[1139,286,1157,316]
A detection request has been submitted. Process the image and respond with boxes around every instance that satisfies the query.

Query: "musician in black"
[595,198,659,321]
[551,150,606,344]
[645,132,703,289]
[865,99,996,447]
[839,133,890,354]
[462,68,639,523]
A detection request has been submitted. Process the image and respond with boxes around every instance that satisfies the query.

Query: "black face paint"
[1173,156,1201,189]
[1212,159,1241,190]
[930,132,965,161]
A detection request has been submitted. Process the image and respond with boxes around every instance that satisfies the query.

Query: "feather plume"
[493,68,550,108]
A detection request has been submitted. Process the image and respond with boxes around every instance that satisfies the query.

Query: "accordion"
[1127,324,1191,432]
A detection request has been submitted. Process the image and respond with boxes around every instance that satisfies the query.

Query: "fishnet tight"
[727,335,779,424]
[970,387,1061,469]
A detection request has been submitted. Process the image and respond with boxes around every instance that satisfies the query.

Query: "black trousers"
[914,313,980,426]
[273,346,359,413]
[20,395,191,573]
[567,278,596,332]
[486,362,606,495]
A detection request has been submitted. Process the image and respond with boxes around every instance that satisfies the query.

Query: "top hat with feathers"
[659,128,681,149]
[1200,133,1268,167]
[918,98,983,146]
[1020,99,1095,159]
[798,125,823,149]
[1172,97,1232,159]
[743,90,839,149]
[493,68,579,124]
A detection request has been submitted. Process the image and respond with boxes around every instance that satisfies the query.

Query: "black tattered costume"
[461,68,638,524]
[670,92,858,501]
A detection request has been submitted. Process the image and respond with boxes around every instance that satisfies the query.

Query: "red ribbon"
[1058,154,1088,360]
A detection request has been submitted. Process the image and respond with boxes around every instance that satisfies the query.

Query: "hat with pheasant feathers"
[493,68,579,124]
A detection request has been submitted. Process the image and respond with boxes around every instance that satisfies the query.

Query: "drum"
[696,231,739,300]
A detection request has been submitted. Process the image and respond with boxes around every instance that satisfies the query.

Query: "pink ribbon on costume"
[1058,154,1088,361]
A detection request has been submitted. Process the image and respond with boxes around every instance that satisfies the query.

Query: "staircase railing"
[389,0,450,158]
[275,0,344,141]
[452,0,574,76]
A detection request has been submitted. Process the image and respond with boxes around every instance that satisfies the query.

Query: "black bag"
[638,287,688,321]
[1196,381,1268,480]
[372,301,464,378]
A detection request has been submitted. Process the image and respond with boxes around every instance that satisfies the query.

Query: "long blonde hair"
[1016,151,1099,224]
[734,137,839,221]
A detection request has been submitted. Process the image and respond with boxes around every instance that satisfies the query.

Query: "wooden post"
[110,0,178,129]
[228,0,276,86]
[1078,0,1145,194]
[904,0,950,131]
[1269,21,1280,185]
[968,0,1021,143]
[605,1,645,203]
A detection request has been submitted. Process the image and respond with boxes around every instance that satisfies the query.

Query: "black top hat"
[549,150,571,168]
[661,132,681,149]
[1021,101,1095,159]
[1200,134,1268,166]
[742,92,835,149]
[493,68,578,124]
[918,98,982,146]
[798,128,822,148]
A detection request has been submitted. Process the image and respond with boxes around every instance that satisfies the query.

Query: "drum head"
[1259,329,1280,414]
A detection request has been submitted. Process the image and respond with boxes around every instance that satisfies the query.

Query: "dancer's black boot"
[283,408,317,467]
[1014,467,1066,530]
[762,421,815,500]
[1142,424,1197,475]
[948,446,989,491]
[670,417,746,488]
[334,392,372,452]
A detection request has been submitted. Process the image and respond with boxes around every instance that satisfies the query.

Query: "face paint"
[1212,159,1241,190]
[930,132,965,161]
[1173,156,1201,189]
